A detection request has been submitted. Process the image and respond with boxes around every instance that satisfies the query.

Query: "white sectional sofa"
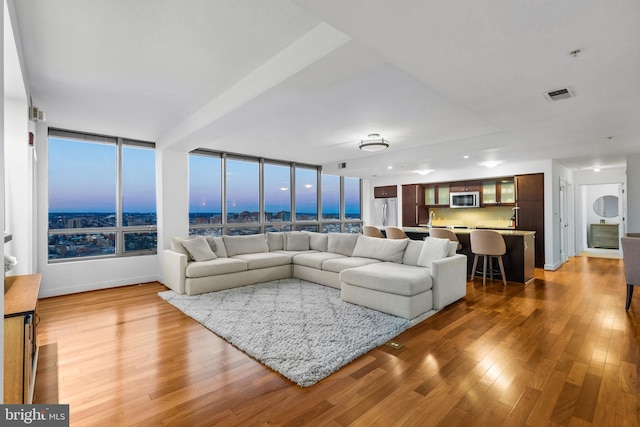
[162,231,467,319]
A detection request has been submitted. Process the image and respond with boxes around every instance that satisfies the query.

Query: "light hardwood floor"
[34,256,639,426]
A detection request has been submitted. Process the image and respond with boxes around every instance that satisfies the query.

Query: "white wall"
[627,155,640,233]
[3,0,28,278]
[573,167,626,252]
[4,96,30,275]
[157,147,189,276]
[0,0,5,401]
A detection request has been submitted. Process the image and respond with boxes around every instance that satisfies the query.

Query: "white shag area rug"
[158,278,432,387]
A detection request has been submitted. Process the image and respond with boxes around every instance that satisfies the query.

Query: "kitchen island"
[403,227,535,284]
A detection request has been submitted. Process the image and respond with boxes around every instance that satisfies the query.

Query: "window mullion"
[116,138,124,255]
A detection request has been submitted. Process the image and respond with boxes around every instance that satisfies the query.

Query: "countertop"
[403,226,536,236]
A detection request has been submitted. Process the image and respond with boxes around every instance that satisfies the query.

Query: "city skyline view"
[48,136,361,260]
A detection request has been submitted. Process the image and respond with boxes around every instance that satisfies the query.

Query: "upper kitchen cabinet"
[424,183,449,206]
[402,184,424,226]
[515,174,544,201]
[481,178,515,206]
[449,182,481,193]
[374,185,398,198]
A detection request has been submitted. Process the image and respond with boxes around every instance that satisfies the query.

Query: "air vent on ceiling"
[545,87,575,102]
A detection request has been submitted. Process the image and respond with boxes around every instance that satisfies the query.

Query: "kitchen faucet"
[429,211,436,228]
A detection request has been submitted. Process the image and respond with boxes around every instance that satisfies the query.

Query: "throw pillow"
[327,233,359,257]
[181,237,217,262]
[447,241,458,257]
[170,236,197,260]
[170,236,216,260]
[285,232,310,251]
[203,236,217,252]
[417,237,450,268]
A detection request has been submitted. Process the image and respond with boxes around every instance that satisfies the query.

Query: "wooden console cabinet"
[4,273,41,404]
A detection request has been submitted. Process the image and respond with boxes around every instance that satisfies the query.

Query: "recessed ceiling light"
[387,166,393,169]
[594,168,601,172]
[479,161,503,168]
[463,155,469,159]
[413,169,434,176]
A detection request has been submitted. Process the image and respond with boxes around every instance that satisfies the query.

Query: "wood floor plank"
[32,256,640,426]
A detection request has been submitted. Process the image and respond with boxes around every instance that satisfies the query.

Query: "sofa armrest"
[162,249,188,294]
[430,254,467,309]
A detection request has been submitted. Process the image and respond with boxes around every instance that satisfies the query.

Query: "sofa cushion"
[327,233,359,256]
[293,252,346,269]
[222,234,269,256]
[352,235,409,263]
[185,258,248,278]
[307,232,328,252]
[402,240,424,266]
[340,262,433,296]
[275,250,319,260]
[417,237,451,268]
[212,236,228,258]
[322,257,382,273]
[285,232,310,251]
[266,232,284,251]
[231,252,292,269]
[181,236,217,262]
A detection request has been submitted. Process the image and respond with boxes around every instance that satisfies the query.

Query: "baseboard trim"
[544,261,564,271]
[38,275,162,298]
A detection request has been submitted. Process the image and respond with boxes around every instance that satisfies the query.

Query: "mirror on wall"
[593,195,618,218]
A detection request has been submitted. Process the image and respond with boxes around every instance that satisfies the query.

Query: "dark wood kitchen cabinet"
[374,185,397,198]
[402,184,424,226]
[515,173,544,268]
[449,182,481,193]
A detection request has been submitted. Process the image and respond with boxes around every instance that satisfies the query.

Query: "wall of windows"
[47,129,157,261]
[189,151,362,236]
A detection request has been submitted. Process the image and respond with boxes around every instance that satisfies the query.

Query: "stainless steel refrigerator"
[372,198,398,227]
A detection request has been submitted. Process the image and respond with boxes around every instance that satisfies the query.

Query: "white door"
[559,178,569,264]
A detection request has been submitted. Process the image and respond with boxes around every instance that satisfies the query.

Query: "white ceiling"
[10,0,640,178]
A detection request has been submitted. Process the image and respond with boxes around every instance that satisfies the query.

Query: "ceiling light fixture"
[479,161,503,168]
[359,133,389,152]
[413,169,434,176]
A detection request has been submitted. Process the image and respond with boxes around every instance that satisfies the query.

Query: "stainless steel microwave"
[450,191,480,208]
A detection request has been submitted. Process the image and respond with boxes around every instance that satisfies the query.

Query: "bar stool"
[470,230,507,285]
[385,226,408,239]
[429,228,462,251]
[362,226,385,238]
